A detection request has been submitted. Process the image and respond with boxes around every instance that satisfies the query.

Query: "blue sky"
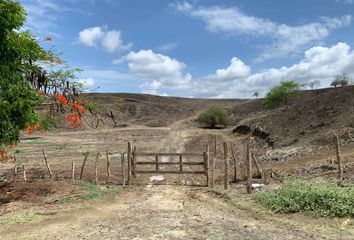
[20,0,354,98]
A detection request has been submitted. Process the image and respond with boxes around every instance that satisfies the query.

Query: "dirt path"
[3,185,329,240]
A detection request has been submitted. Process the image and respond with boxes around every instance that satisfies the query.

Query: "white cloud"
[204,42,354,98]
[156,43,178,51]
[78,26,104,46]
[22,0,86,37]
[116,50,193,92]
[78,78,95,91]
[77,26,131,52]
[116,43,354,98]
[173,2,352,61]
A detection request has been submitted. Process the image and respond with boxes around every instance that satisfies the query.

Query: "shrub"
[197,106,230,128]
[262,81,300,109]
[255,179,354,218]
[332,73,352,88]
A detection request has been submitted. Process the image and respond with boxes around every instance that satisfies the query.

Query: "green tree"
[197,106,230,128]
[0,0,79,148]
[262,81,300,108]
[253,91,259,98]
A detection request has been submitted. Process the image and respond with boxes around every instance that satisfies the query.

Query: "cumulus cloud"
[77,26,131,52]
[115,49,193,93]
[78,27,104,46]
[116,43,354,98]
[173,2,352,61]
[204,42,354,98]
[78,78,95,91]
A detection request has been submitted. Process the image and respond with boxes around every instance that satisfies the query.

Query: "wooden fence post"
[252,152,263,179]
[106,150,111,185]
[179,154,183,172]
[121,152,126,187]
[80,152,89,180]
[133,146,137,178]
[127,142,132,183]
[23,164,27,181]
[95,153,100,185]
[71,161,75,180]
[14,165,17,182]
[223,142,229,189]
[246,138,253,194]
[42,148,53,179]
[205,144,210,187]
[231,143,237,182]
[211,135,217,188]
[335,133,343,181]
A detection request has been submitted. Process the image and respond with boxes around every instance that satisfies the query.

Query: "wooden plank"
[71,161,75,180]
[80,152,89,180]
[252,152,263,178]
[246,138,253,194]
[223,142,229,189]
[127,142,132,183]
[135,152,203,157]
[95,153,100,185]
[335,133,343,181]
[135,161,204,165]
[121,152,126,187]
[205,144,210,187]
[155,155,159,171]
[135,170,205,174]
[211,134,217,189]
[179,154,183,172]
[42,148,53,179]
[231,144,237,182]
[106,150,111,185]
[133,146,137,178]
[23,164,27,181]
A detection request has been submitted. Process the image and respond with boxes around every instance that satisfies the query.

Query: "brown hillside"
[56,87,354,148]
[231,86,354,147]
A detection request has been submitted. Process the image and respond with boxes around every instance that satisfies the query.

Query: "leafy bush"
[197,106,230,128]
[255,179,354,218]
[262,81,300,108]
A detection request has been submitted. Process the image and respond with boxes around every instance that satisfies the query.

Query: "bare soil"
[3,185,352,240]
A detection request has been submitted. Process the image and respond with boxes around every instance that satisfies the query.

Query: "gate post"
[223,142,229,189]
[246,137,253,194]
[127,142,132,183]
[133,146,137,178]
[121,152,126,187]
[204,144,210,187]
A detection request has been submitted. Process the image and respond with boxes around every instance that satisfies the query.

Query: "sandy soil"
[3,185,341,240]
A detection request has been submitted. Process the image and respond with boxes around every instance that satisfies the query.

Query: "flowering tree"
[0,0,88,160]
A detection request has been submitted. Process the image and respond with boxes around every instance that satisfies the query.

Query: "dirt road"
[3,185,329,240]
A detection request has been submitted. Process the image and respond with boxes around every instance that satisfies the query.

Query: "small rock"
[251,183,267,192]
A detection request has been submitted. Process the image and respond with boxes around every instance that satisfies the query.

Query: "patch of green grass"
[14,149,22,154]
[255,179,354,218]
[0,212,42,233]
[23,139,49,145]
[58,181,119,203]
[77,181,119,199]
